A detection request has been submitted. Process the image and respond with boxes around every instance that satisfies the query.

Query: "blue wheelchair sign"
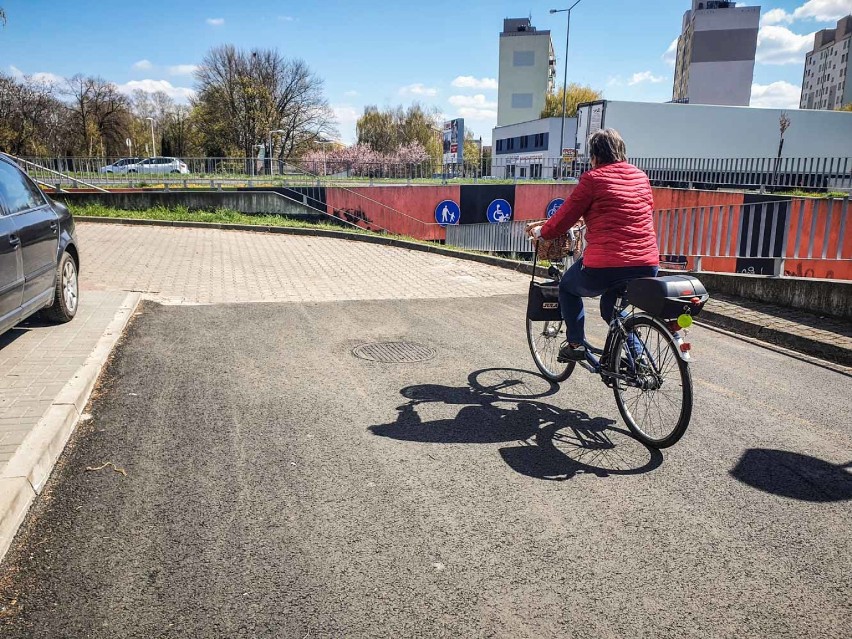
[546,198,565,219]
[435,199,460,226]
[486,198,512,224]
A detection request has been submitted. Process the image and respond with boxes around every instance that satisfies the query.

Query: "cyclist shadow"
[730,448,852,502]
[369,368,663,480]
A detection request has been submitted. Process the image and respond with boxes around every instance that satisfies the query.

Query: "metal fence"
[445,221,533,254]
[14,154,852,192]
[446,197,851,278]
[14,156,494,188]
[488,155,852,191]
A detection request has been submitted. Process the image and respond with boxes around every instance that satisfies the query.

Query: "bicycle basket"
[626,275,709,319]
[535,235,572,262]
[527,280,562,321]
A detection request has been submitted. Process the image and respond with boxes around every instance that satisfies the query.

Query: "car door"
[0,207,24,332]
[0,160,59,312]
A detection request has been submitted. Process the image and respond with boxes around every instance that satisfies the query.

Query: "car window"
[0,161,46,214]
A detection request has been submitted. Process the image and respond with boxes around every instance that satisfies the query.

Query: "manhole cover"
[352,341,436,363]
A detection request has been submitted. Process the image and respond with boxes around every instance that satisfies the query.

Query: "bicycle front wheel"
[611,315,692,448]
[526,318,575,382]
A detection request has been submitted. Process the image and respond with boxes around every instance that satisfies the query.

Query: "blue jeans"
[558,259,659,344]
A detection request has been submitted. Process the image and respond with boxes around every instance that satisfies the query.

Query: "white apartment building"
[672,1,760,106]
[491,117,577,179]
[800,15,852,110]
[497,18,556,126]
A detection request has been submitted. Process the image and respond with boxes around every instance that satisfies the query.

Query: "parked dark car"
[0,153,79,336]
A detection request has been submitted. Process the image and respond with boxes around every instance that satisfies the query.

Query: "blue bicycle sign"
[546,198,565,219]
[486,198,512,224]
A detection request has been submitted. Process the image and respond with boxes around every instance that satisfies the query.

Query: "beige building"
[497,18,556,126]
[672,1,760,106]
[800,15,852,110]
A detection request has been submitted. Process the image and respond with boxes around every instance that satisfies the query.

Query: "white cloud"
[757,25,815,64]
[332,104,360,144]
[117,79,195,102]
[133,59,153,70]
[628,71,666,85]
[456,107,498,120]
[448,94,497,109]
[760,9,793,26]
[662,38,679,68]
[793,0,851,22]
[447,95,498,123]
[450,75,498,90]
[344,90,358,97]
[8,65,63,85]
[606,76,623,87]
[206,17,225,26]
[278,15,295,21]
[399,83,439,97]
[750,81,801,108]
[168,64,198,76]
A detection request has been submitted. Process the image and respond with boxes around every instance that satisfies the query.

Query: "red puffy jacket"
[540,161,659,268]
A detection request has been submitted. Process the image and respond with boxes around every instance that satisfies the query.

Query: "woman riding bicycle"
[527,128,659,363]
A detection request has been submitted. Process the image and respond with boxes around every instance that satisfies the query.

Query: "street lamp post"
[550,0,584,180]
[268,129,286,175]
[145,117,156,157]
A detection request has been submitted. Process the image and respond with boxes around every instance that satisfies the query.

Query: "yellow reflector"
[677,314,693,329]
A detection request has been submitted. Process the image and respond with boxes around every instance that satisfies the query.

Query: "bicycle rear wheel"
[611,315,692,448]
[526,318,575,382]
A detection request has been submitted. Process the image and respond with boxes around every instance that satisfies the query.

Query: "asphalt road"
[1,296,850,638]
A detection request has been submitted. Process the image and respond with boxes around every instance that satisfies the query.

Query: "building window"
[507,138,515,150]
[513,51,535,66]
[496,140,503,152]
[511,93,533,108]
[520,135,529,149]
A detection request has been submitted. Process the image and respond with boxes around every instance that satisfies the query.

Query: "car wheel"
[170,170,179,174]
[42,251,78,323]
[128,169,137,173]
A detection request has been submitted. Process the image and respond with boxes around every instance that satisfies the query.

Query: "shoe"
[557,341,587,362]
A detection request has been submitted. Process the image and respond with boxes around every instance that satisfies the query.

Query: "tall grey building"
[672,1,760,106]
[497,18,556,126]
[800,15,852,110]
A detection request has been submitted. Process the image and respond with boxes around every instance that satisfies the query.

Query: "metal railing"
[488,155,852,191]
[445,221,533,254]
[16,154,852,192]
[14,156,495,187]
[446,197,851,279]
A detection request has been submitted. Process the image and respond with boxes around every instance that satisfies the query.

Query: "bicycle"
[526,232,708,448]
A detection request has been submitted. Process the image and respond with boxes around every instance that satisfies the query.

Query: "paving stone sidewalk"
[0,291,132,473]
[700,293,852,367]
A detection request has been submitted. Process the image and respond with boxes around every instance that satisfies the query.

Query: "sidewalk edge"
[0,292,141,563]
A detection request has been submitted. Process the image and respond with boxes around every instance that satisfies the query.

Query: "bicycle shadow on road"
[369,368,663,481]
[730,448,852,502]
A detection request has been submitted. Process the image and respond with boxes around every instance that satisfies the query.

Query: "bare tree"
[193,45,336,159]
[64,75,133,156]
[0,72,66,156]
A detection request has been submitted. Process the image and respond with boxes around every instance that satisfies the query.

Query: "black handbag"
[526,243,563,322]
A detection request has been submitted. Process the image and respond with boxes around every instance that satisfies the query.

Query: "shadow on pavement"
[730,448,852,502]
[370,368,663,480]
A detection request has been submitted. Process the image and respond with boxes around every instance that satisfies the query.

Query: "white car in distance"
[126,157,190,174]
[99,157,144,173]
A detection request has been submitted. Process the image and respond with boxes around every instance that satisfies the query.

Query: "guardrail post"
[183,179,188,189]
[210,179,215,188]
[217,182,223,192]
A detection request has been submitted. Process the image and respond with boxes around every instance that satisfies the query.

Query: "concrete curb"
[0,293,141,563]
[699,309,852,367]
[75,216,549,278]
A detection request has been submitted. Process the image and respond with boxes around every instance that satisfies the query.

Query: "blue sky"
[1,0,849,144]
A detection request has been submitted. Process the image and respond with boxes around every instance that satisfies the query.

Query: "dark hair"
[588,128,627,165]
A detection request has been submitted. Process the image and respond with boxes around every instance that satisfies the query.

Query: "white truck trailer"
[574,100,852,190]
